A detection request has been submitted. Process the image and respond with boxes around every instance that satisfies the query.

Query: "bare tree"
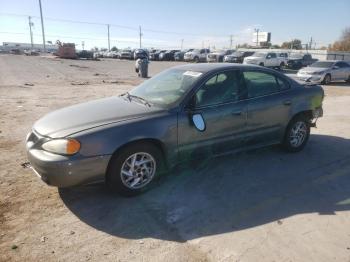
[329,27,350,51]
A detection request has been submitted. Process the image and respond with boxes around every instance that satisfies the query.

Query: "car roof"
[172,63,271,73]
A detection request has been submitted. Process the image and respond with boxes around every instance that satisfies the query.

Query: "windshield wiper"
[123,92,152,107]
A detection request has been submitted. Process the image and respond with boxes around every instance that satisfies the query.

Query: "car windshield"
[290,53,303,59]
[253,52,267,57]
[310,61,334,68]
[128,69,202,107]
[232,51,243,56]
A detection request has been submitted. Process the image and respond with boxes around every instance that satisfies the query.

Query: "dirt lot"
[1,54,350,262]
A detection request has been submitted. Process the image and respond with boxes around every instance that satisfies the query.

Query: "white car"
[207,49,234,62]
[243,52,285,69]
[184,49,210,63]
[296,60,350,84]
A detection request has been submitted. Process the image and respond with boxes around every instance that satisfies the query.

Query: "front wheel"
[322,74,331,85]
[106,142,164,196]
[194,56,199,63]
[283,116,310,152]
[259,62,264,67]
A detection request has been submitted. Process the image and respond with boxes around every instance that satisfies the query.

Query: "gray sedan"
[296,60,350,84]
[26,64,324,195]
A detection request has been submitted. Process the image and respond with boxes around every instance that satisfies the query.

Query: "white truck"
[243,52,286,69]
[184,48,210,63]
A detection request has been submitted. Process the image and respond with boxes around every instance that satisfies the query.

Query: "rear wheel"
[346,75,350,83]
[106,142,164,196]
[322,74,331,85]
[194,56,199,63]
[283,116,310,152]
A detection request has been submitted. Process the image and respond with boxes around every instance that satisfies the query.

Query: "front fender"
[72,112,178,164]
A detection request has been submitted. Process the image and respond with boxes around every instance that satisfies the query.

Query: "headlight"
[42,138,81,155]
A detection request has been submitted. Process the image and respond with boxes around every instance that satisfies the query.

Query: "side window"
[276,76,290,91]
[243,71,280,98]
[195,71,241,107]
[270,53,277,58]
[337,62,349,68]
[200,49,205,54]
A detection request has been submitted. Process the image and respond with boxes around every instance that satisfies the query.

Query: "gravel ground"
[1,54,350,262]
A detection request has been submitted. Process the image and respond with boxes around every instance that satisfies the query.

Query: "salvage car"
[26,63,324,195]
[184,49,210,63]
[243,52,285,69]
[287,53,318,69]
[224,51,255,63]
[207,49,235,62]
[159,50,180,61]
[296,60,350,84]
[119,49,133,60]
[149,50,166,61]
[174,49,194,61]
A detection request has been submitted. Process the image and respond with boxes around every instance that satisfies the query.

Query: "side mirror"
[192,114,206,131]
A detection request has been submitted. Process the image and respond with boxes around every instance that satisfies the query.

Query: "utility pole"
[82,41,85,50]
[230,35,233,49]
[107,24,110,51]
[181,39,184,50]
[254,28,259,47]
[139,26,142,48]
[38,0,46,52]
[28,16,34,48]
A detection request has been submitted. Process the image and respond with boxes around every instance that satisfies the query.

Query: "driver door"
[177,70,248,160]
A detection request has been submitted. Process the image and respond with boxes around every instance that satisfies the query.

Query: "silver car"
[296,60,350,84]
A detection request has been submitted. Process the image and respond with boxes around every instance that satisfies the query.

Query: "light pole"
[38,0,46,52]
[28,16,34,48]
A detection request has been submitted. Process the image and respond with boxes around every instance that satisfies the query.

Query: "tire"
[346,75,350,83]
[322,74,331,85]
[259,62,264,66]
[280,62,285,69]
[194,56,199,63]
[283,116,310,152]
[106,142,164,196]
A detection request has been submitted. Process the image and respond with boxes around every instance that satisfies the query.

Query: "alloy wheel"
[289,121,308,148]
[120,152,156,189]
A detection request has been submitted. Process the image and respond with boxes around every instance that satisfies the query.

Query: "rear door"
[266,53,277,67]
[242,70,292,146]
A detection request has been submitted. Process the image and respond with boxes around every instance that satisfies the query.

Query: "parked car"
[174,49,194,61]
[207,49,235,62]
[296,60,350,84]
[134,49,149,60]
[24,49,40,56]
[77,50,94,59]
[150,50,166,61]
[184,49,210,63]
[287,53,318,69]
[159,50,180,61]
[25,63,324,195]
[119,49,133,60]
[224,51,255,63]
[243,52,285,69]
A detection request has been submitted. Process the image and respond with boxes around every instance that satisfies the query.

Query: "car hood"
[299,67,328,74]
[33,96,162,138]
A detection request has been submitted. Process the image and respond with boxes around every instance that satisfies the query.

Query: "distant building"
[1,42,58,52]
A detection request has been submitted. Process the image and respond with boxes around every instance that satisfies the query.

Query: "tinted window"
[336,62,349,68]
[195,71,241,107]
[243,71,280,98]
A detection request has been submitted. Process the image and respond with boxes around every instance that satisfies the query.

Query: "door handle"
[231,111,242,116]
[283,100,292,106]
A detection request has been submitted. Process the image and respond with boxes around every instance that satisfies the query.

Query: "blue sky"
[1,0,349,50]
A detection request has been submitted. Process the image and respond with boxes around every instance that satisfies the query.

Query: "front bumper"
[26,131,111,187]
